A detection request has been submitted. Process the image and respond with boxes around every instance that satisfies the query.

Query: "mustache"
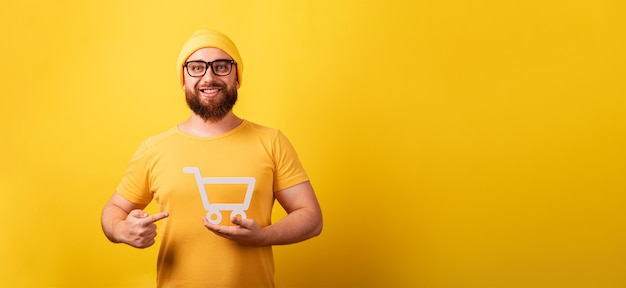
[198,81,226,89]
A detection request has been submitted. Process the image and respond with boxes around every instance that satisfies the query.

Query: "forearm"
[101,192,164,248]
[263,207,323,246]
[203,182,322,246]
[101,203,128,243]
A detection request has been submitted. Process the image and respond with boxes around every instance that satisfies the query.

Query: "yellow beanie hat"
[176,28,243,88]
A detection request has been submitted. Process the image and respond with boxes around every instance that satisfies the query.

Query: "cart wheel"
[231,210,247,220]
[206,210,222,224]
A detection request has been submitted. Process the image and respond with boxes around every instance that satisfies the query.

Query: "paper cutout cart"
[183,167,256,224]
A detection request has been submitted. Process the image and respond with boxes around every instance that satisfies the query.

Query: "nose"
[201,68,215,82]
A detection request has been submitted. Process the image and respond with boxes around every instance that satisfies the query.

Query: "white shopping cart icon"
[183,167,256,224]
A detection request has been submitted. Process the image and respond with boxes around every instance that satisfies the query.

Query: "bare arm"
[266,180,323,244]
[202,180,323,246]
[101,192,169,248]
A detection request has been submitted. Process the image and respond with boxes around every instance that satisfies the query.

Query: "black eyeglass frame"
[183,59,236,77]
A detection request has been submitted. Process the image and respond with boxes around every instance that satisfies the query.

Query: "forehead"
[187,47,232,61]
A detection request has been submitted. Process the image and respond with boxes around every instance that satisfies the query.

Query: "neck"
[178,111,243,138]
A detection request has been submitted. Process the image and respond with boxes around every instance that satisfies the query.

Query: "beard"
[185,81,238,122]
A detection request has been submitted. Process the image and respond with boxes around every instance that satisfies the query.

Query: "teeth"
[202,88,219,93]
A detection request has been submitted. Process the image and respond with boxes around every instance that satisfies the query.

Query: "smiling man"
[101,28,323,288]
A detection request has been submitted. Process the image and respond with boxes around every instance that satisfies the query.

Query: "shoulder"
[243,120,278,133]
[241,120,282,138]
[239,121,297,152]
[141,126,181,149]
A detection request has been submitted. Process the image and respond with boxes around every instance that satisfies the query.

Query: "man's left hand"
[202,216,268,246]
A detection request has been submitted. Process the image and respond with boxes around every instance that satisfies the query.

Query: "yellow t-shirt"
[116,120,309,288]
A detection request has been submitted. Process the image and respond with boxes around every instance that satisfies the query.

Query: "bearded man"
[101,28,323,288]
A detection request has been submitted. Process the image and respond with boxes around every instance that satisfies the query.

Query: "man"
[101,28,323,288]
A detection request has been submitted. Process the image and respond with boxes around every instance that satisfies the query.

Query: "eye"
[215,64,227,72]
[187,62,205,71]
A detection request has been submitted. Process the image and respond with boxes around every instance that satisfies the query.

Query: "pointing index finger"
[142,212,169,225]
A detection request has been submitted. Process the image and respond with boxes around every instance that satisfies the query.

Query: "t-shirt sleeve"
[115,142,154,205]
[272,130,309,192]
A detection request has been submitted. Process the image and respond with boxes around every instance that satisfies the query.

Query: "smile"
[200,88,220,93]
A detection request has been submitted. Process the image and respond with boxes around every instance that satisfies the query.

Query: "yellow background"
[1,0,625,287]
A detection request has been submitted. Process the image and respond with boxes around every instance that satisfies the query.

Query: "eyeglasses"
[184,59,235,77]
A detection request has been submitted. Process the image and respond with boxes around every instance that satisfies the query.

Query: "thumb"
[231,216,251,228]
[128,209,148,219]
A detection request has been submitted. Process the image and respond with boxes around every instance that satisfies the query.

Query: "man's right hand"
[117,210,169,248]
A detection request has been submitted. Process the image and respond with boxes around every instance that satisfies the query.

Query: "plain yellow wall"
[1,0,625,287]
